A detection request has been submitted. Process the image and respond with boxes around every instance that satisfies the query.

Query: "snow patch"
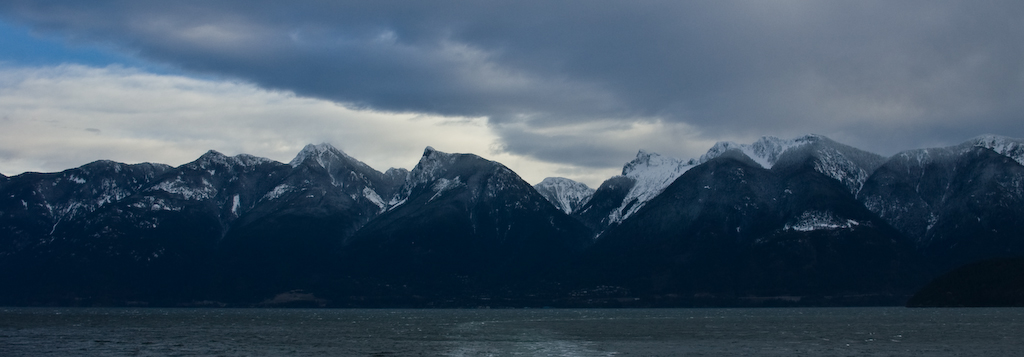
[785,211,861,232]
[149,177,217,200]
[387,197,407,210]
[262,184,293,201]
[363,187,386,210]
[429,176,463,202]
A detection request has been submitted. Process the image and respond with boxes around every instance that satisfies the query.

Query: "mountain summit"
[534,177,594,214]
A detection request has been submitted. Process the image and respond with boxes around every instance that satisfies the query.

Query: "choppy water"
[2,307,1022,356]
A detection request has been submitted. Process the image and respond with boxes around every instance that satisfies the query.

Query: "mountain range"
[2,135,1022,307]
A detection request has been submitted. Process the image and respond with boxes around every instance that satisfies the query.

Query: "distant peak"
[969,134,1020,145]
[407,147,496,184]
[794,133,823,141]
[966,134,1024,166]
[290,142,348,167]
[191,149,273,169]
[304,142,337,152]
[630,149,659,161]
[384,167,409,176]
[970,133,1001,140]
[194,150,228,166]
[699,135,820,169]
[418,146,462,163]
[200,150,226,158]
[534,177,595,214]
[296,142,341,156]
[622,150,687,176]
[539,177,567,185]
[537,177,592,189]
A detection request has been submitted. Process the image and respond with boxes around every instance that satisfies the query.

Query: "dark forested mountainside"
[1,135,1022,307]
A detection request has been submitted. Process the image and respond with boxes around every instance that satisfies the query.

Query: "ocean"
[2,307,1022,356]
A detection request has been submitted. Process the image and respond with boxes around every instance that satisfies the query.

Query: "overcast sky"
[1,1,1022,187]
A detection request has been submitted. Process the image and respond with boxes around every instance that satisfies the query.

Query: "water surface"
[2,307,1022,356]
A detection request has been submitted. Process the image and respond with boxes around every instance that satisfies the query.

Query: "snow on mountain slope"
[699,135,886,194]
[606,150,698,225]
[289,143,373,172]
[385,147,470,209]
[784,211,863,232]
[967,135,1024,166]
[386,147,455,208]
[534,177,595,214]
[149,150,279,200]
[391,146,531,209]
[191,150,276,170]
[0,160,172,241]
[804,142,882,195]
[404,147,460,187]
[874,135,1023,185]
[699,135,814,169]
[859,134,1024,245]
[149,177,218,200]
[248,143,401,222]
[288,143,387,190]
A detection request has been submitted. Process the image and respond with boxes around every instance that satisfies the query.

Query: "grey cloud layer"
[2,0,1022,168]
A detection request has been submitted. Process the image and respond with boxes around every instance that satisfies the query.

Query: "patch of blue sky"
[0,19,177,74]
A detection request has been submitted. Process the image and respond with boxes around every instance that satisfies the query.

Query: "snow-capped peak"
[623,150,698,177]
[699,135,817,169]
[192,150,274,169]
[606,150,697,224]
[385,147,463,208]
[967,134,1024,166]
[289,142,351,168]
[198,150,227,161]
[386,146,522,210]
[408,146,460,185]
[534,177,595,214]
[698,135,885,194]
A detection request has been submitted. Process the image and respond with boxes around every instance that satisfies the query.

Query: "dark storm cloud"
[2,0,1022,168]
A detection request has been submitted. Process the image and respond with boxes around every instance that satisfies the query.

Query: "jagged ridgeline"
[2,135,1023,307]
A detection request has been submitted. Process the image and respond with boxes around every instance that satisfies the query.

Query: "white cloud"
[0,64,598,185]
